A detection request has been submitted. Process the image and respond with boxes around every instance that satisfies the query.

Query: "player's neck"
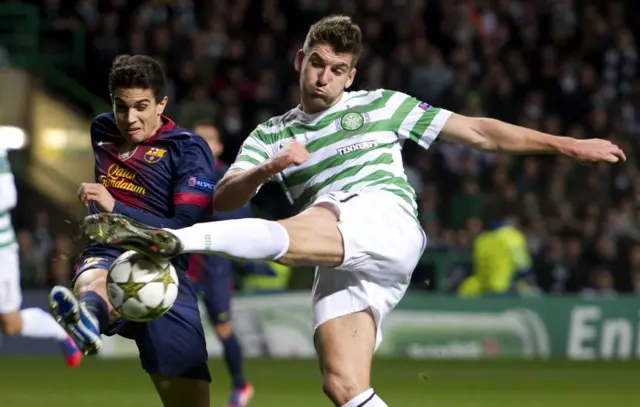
[149,118,163,139]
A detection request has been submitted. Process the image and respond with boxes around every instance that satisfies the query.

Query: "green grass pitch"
[1,358,638,406]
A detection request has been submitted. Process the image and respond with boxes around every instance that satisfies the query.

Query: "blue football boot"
[48,286,102,355]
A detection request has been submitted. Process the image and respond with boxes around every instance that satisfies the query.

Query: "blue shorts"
[76,245,210,382]
[188,254,234,325]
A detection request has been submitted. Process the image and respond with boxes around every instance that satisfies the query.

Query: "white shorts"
[310,190,427,350]
[0,245,21,314]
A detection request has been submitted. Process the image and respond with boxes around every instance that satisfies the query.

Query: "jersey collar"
[294,91,350,124]
[145,115,176,142]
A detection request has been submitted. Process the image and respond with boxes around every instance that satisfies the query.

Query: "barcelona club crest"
[144,147,167,164]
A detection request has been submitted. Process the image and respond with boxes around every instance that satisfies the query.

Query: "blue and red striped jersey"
[90,112,216,220]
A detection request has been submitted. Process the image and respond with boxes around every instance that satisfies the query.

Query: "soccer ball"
[106,250,179,322]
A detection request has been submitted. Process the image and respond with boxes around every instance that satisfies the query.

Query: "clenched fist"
[563,138,626,165]
[78,182,116,213]
[268,140,310,173]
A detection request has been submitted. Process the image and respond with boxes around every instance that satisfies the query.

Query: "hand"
[77,182,116,213]
[267,140,310,173]
[563,138,626,165]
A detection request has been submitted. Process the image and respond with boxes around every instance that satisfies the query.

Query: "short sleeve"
[229,129,273,172]
[395,92,453,150]
[173,136,216,209]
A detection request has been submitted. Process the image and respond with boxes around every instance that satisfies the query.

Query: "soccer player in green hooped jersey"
[85,15,625,407]
[0,148,82,367]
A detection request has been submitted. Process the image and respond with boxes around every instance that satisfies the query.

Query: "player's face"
[112,88,168,144]
[295,43,356,113]
[194,125,223,158]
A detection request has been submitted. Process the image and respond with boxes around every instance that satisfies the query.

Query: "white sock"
[342,389,388,407]
[168,218,290,261]
[20,308,68,341]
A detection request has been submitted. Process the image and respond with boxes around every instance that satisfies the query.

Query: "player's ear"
[345,68,356,89]
[157,96,168,115]
[294,49,304,73]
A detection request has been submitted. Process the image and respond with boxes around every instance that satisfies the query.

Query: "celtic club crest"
[340,112,365,131]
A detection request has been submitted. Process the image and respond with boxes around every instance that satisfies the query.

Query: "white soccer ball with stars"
[106,250,179,322]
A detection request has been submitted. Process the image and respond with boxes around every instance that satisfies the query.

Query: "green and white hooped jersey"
[230,89,452,217]
[0,150,16,249]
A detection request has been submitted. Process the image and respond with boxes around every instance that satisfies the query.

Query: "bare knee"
[214,322,233,340]
[0,312,22,336]
[322,370,363,406]
[277,205,344,267]
[73,268,109,297]
[74,268,118,318]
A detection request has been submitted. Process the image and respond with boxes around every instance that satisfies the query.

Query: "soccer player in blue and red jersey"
[48,55,216,407]
[188,122,255,407]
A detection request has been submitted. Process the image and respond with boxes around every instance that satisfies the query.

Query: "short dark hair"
[108,54,166,102]
[192,119,217,129]
[192,119,224,140]
[303,15,362,66]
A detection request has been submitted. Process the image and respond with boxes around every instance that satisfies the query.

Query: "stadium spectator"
[13,0,640,295]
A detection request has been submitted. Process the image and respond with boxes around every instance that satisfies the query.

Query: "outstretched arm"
[439,114,626,164]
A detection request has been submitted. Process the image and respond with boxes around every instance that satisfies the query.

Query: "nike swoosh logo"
[97,141,113,147]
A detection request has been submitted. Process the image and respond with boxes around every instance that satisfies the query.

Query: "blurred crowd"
[13,210,75,288]
[11,0,640,295]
